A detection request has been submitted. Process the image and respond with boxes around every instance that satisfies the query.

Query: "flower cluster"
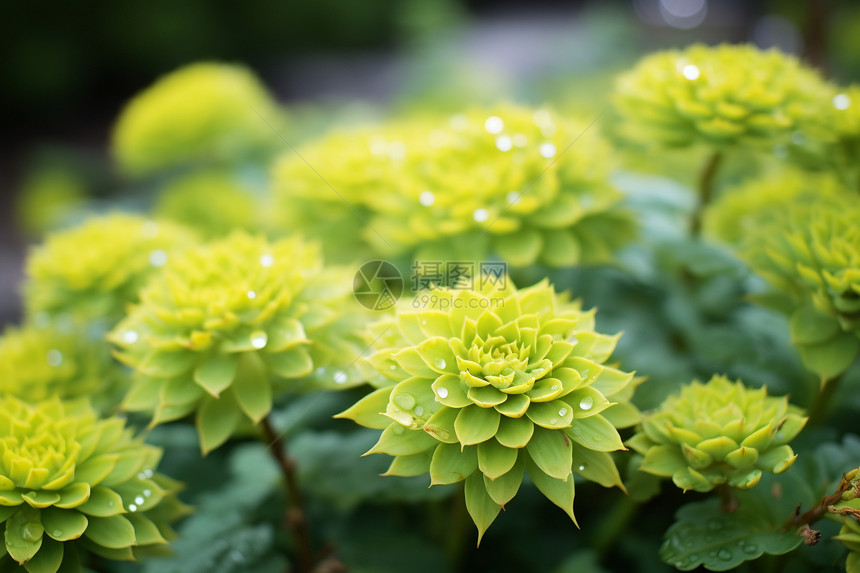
[24,214,193,326]
[0,396,188,572]
[337,279,639,541]
[110,231,367,454]
[613,44,829,149]
[112,62,282,175]
[273,104,634,267]
[830,468,860,573]
[628,375,806,492]
[0,324,120,414]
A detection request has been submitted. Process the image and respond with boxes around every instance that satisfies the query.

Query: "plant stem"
[782,470,858,531]
[716,484,737,512]
[689,151,723,238]
[807,374,842,427]
[262,416,314,573]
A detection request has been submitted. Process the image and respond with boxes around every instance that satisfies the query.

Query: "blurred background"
[2,0,860,323]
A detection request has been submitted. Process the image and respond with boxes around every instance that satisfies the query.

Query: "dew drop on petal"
[682,64,700,80]
[260,253,275,267]
[495,135,513,152]
[414,406,424,416]
[834,93,851,110]
[22,523,41,542]
[143,489,152,497]
[473,208,489,223]
[436,387,449,399]
[539,142,557,158]
[229,550,245,563]
[144,469,153,478]
[129,504,137,512]
[579,396,594,411]
[558,407,568,417]
[485,116,504,134]
[333,370,348,385]
[149,249,168,267]
[717,549,732,561]
[550,418,559,424]
[743,545,757,554]
[247,290,256,299]
[578,464,585,471]
[419,191,435,206]
[135,496,145,505]
[46,349,63,367]
[434,358,447,370]
[250,331,268,349]
[52,530,63,538]
[507,191,520,204]
[394,393,416,409]
[123,330,139,344]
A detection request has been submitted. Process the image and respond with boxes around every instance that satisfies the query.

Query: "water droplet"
[129,504,137,512]
[682,64,700,80]
[434,358,447,370]
[333,370,348,385]
[123,330,139,344]
[247,290,256,299]
[513,134,527,147]
[392,425,406,435]
[743,544,757,554]
[736,541,745,547]
[394,393,416,410]
[834,93,851,110]
[389,364,397,370]
[143,489,152,497]
[144,469,153,478]
[23,522,43,542]
[46,349,63,367]
[436,387,449,399]
[530,367,544,374]
[473,208,489,223]
[707,518,722,531]
[135,496,145,505]
[791,131,805,146]
[558,407,568,416]
[539,142,557,158]
[414,406,424,416]
[550,384,559,391]
[581,369,590,379]
[259,253,275,267]
[149,249,168,267]
[689,554,698,561]
[495,135,513,152]
[717,549,732,561]
[52,529,63,538]
[568,335,578,344]
[550,418,559,424]
[579,396,594,410]
[507,191,520,204]
[107,501,114,507]
[485,116,504,134]
[578,464,585,471]
[250,331,268,349]
[419,191,435,206]
[229,549,245,563]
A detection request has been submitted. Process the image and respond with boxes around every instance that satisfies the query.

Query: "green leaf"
[23,537,62,573]
[573,448,625,491]
[42,508,88,542]
[139,350,196,378]
[83,515,136,549]
[233,353,272,424]
[659,497,801,571]
[77,486,124,517]
[495,394,530,418]
[483,458,524,506]
[526,427,573,480]
[494,229,543,267]
[5,506,43,564]
[126,513,167,546]
[524,454,577,524]
[423,406,460,444]
[265,347,313,379]
[193,353,239,398]
[196,395,241,455]
[526,399,574,429]
[790,304,840,345]
[565,415,626,452]
[495,416,534,449]
[797,331,860,382]
[383,450,434,477]
[430,444,477,485]
[21,492,60,509]
[334,387,393,430]
[74,455,118,487]
[477,439,519,480]
[431,375,472,408]
[55,484,90,509]
[539,229,581,267]
[454,405,501,446]
[464,472,500,546]
[391,347,438,378]
[365,425,438,456]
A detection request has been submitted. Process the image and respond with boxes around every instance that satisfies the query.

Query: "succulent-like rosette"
[0,324,121,413]
[154,170,261,239]
[24,214,193,326]
[109,231,368,454]
[628,375,806,492]
[613,44,829,149]
[112,62,282,175]
[337,279,639,541]
[730,194,860,380]
[0,396,188,572]
[704,169,847,246]
[831,469,860,573]
[273,105,634,267]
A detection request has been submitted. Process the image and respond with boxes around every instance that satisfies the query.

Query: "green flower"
[628,375,806,493]
[154,170,261,239]
[0,324,121,414]
[831,469,860,573]
[613,44,829,149]
[0,396,189,572]
[24,214,193,326]
[273,105,634,267]
[109,231,367,454]
[337,279,639,541]
[112,62,282,175]
[729,193,860,381]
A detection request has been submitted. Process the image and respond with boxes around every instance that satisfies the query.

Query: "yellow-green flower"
[337,279,639,541]
[0,324,122,414]
[24,214,194,326]
[0,396,189,572]
[110,231,368,454]
[154,170,261,239]
[613,44,829,149]
[112,62,282,175]
[272,105,633,267]
[831,469,860,573]
[628,375,806,492]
